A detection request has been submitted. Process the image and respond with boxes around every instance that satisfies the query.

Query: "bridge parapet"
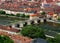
[8,18,46,29]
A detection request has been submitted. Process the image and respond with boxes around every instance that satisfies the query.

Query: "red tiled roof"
[30,14,38,17]
[48,12,54,15]
[0,30,32,43]
[42,0,58,3]
[0,25,19,32]
[0,1,41,12]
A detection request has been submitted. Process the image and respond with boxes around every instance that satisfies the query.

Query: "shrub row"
[0,10,30,18]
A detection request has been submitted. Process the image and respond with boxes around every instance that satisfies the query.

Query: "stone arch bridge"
[8,18,46,30]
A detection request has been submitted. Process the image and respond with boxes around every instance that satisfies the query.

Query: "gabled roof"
[30,14,38,17]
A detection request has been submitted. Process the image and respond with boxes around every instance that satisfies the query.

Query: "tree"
[16,13,20,17]
[41,11,46,15]
[10,14,15,16]
[6,14,15,16]
[5,14,10,17]
[0,35,14,43]
[54,34,60,43]
[20,13,25,18]
[47,34,60,43]
[25,15,30,18]
[6,13,10,15]
[21,25,46,39]
[46,37,54,43]
[0,10,6,14]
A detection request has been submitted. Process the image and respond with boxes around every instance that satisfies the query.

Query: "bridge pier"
[37,20,40,23]
[44,19,47,23]
[31,20,34,25]
[27,21,31,25]
[8,24,15,29]
[12,24,15,28]
[40,19,44,23]
[15,24,20,28]
[9,18,47,29]
[9,25,12,28]
[20,23,24,28]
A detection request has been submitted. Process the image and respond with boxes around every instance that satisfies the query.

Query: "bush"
[46,37,54,43]
[5,13,15,16]
[20,13,25,18]
[21,25,46,39]
[0,35,14,43]
[58,17,60,20]
[5,14,10,16]
[47,34,60,43]
[0,10,6,14]
[16,13,20,17]
[10,14,15,16]
[41,11,46,15]
[6,14,9,15]
[54,34,60,43]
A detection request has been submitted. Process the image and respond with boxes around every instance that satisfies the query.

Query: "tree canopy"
[47,34,60,43]
[54,34,60,43]
[0,35,14,43]
[41,11,46,15]
[25,15,30,18]
[21,25,46,39]
[46,37,54,43]
[16,13,20,17]
[0,10,6,14]
[20,13,25,17]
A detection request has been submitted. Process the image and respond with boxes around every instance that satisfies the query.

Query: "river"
[35,22,60,37]
[0,16,26,25]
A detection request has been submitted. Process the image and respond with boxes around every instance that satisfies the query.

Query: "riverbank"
[0,16,28,25]
[0,15,29,20]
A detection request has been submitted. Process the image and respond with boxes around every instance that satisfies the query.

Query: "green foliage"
[58,17,60,20]
[10,14,15,16]
[0,10,6,14]
[41,12,46,15]
[46,34,60,43]
[21,25,46,39]
[46,37,55,43]
[6,14,10,15]
[25,15,30,18]
[20,14,25,17]
[5,14,10,17]
[54,34,60,43]
[5,13,15,17]
[0,35,14,43]
[16,13,20,17]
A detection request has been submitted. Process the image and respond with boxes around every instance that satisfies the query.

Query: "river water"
[0,16,60,37]
[0,16,26,25]
[35,22,60,37]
